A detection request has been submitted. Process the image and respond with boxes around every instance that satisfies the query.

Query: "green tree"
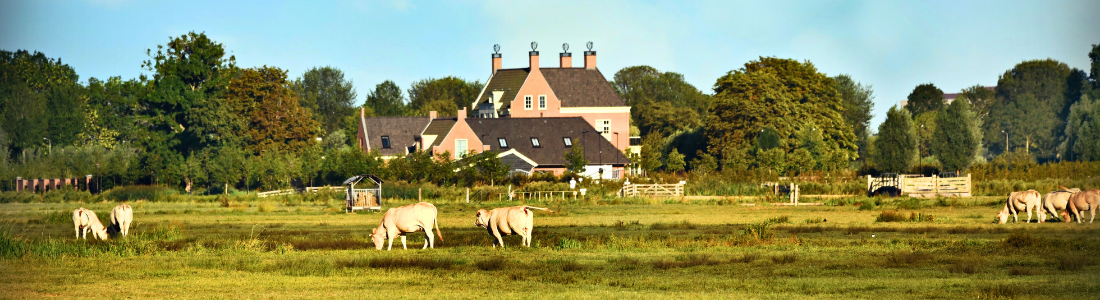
[756,148,786,175]
[226,66,322,154]
[706,57,858,170]
[612,65,712,136]
[932,96,983,171]
[181,151,207,194]
[1060,95,1100,161]
[833,74,875,160]
[959,85,997,121]
[905,83,945,116]
[563,138,588,177]
[984,59,1080,157]
[1089,44,1100,88]
[874,106,918,173]
[913,112,937,159]
[407,77,483,115]
[689,152,717,175]
[0,50,82,156]
[366,80,406,116]
[666,148,685,173]
[142,31,241,158]
[292,66,357,134]
[640,134,663,173]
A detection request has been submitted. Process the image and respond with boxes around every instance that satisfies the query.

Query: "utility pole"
[1002,130,1009,153]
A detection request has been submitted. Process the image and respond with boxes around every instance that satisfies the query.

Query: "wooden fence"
[508,191,576,202]
[306,186,344,193]
[866,174,972,197]
[620,183,685,197]
[257,189,295,198]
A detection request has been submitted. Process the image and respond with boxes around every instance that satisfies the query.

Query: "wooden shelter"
[344,174,384,212]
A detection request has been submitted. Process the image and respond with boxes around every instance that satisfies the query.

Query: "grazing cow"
[1067,190,1100,223]
[997,190,1041,224]
[475,206,554,248]
[71,208,109,240]
[1041,189,1079,222]
[110,204,134,237]
[370,202,443,250]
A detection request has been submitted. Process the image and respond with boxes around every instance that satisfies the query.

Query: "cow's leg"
[74,225,79,239]
[401,235,407,250]
[1025,206,1033,223]
[492,230,505,249]
[387,235,394,251]
[82,226,89,239]
[423,226,434,249]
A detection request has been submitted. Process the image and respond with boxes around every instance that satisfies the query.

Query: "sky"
[2,0,1098,131]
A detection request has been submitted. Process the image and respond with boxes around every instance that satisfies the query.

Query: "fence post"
[418,188,422,202]
[466,188,469,203]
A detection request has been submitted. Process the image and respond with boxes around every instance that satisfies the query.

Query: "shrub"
[876,210,909,222]
[475,257,508,271]
[767,215,790,224]
[1002,232,1043,248]
[258,202,276,212]
[771,254,797,264]
[103,185,178,202]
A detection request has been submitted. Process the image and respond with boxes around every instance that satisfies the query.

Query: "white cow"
[110,204,134,237]
[1041,189,1078,222]
[71,208,109,240]
[370,202,443,250]
[997,190,1041,224]
[1067,190,1099,223]
[475,206,554,248]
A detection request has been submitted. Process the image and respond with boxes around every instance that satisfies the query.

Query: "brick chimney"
[529,50,539,71]
[429,111,437,119]
[584,50,596,70]
[458,108,467,119]
[560,50,572,68]
[360,106,365,118]
[492,53,502,74]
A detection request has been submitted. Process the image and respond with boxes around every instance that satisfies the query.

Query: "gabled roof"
[467,117,630,166]
[475,68,530,110]
[422,117,457,147]
[540,68,627,107]
[362,117,431,156]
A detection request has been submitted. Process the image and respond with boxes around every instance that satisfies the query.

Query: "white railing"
[257,189,295,198]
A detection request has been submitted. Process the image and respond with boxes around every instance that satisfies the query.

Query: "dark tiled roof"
[500,151,536,173]
[362,117,431,156]
[476,68,530,110]
[467,117,630,166]
[540,68,627,107]
[422,118,457,147]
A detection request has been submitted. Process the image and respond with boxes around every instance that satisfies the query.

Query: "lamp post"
[43,137,51,155]
[919,124,924,176]
[582,130,589,179]
[1002,130,1009,153]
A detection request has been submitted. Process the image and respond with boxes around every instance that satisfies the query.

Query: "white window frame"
[563,137,572,147]
[524,95,533,110]
[381,136,391,148]
[498,138,508,148]
[530,137,541,148]
[455,139,468,158]
[538,95,547,110]
[595,119,611,134]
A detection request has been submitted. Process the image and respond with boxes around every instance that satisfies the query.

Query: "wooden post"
[418,188,422,202]
[466,188,470,203]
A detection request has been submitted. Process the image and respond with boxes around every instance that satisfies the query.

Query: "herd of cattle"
[66,189,1095,247]
[997,187,1098,224]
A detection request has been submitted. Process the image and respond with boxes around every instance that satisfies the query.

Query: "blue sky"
[2,0,1098,131]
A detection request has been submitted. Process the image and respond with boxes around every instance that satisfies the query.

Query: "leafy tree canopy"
[983,59,1081,158]
[366,80,406,116]
[932,95,983,171]
[407,76,482,116]
[705,57,857,170]
[905,83,944,116]
[292,66,357,134]
[612,66,712,136]
[874,106,918,173]
[226,66,322,154]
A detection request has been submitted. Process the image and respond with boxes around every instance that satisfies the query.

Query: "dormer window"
[531,137,541,148]
[381,136,391,148]
[563,137,572,147]
[498,138,508,148]
[524,95,533,110]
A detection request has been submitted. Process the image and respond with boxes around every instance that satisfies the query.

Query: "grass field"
[2,195,1098,299]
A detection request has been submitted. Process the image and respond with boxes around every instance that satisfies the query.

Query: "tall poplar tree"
[932,96,982,171]
[874,106,918,173]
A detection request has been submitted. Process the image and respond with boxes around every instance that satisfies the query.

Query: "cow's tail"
[526,206,555,213]
[434,217,444,242]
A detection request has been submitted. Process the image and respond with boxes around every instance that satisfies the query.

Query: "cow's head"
[474,209,490,228]
[1061,210,1072,223]
[996,209,1009,224]
[371,228,385,250]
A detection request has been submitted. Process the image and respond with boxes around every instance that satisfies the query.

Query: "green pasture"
[1,196,1098,299]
